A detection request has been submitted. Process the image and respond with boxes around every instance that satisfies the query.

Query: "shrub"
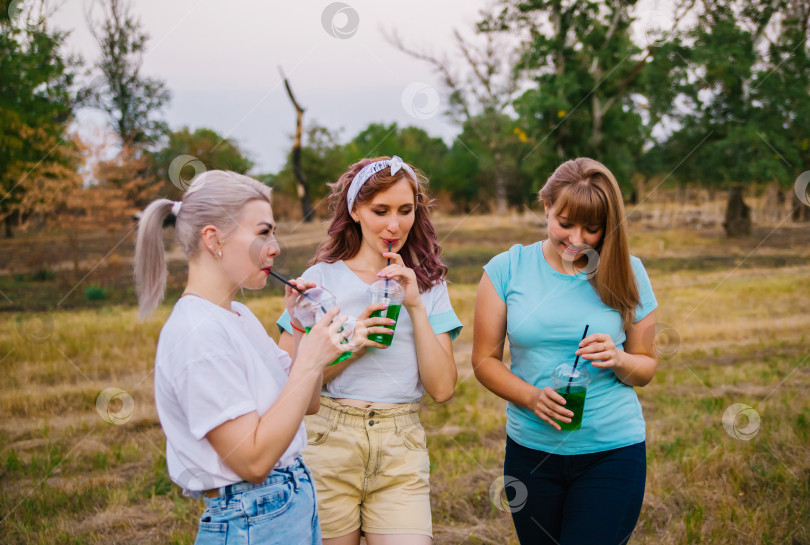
[84,285,107,301]
[32,269,55,282]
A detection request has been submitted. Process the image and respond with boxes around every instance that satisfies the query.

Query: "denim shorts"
[194,457,321,545]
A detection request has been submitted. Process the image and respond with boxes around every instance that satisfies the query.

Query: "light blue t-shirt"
[277,260,463,403]
[484,241,658,455]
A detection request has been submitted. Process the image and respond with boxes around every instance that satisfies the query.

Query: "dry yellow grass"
[1,216,808,544]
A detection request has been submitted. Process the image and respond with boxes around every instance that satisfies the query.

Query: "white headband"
[171,201,182,216]
[346,155,418,213]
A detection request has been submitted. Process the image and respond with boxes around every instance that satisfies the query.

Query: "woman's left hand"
[377,252,423,309]
[576,333,624,370]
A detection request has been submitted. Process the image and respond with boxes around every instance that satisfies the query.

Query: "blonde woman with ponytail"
[134,170,372,545]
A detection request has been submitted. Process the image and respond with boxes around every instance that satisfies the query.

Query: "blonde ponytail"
[133,170,272,320]
[134,199,175,320]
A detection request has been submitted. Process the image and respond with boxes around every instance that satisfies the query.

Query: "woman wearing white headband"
[134,170,374,545]
[277,156,462,544]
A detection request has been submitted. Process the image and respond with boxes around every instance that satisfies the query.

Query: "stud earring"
[217,250,223,259]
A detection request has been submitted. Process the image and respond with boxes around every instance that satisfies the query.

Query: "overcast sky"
[49,0,674,174]
[47,0,498,173]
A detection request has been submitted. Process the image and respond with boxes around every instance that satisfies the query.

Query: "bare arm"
[576,310,659,387]
[409,301,456,403]
[378,253,456,403]
[471,273,573,430]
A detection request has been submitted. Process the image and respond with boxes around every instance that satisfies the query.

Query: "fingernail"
[575,350,581,355]
[389,320,396,324]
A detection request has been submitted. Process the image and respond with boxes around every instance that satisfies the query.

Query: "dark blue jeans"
[504,435,646,545]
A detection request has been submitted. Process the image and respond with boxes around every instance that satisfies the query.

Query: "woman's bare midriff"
[332,398,405,409]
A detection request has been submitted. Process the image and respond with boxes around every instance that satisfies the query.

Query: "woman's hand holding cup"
[284,277,316,332]
[348,302,397,351]
[296,306,348,371]
[531,386,574,432]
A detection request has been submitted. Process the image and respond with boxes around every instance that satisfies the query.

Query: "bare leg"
[365,533,431,545]
[323,529,362,545]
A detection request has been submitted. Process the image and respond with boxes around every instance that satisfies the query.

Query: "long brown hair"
[539,158,639,329]
[311,157,447,292]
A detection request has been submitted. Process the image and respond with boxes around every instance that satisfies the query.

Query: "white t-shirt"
[154,296,306,496]
[277,260,463,403]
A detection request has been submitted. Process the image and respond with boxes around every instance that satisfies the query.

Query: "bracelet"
[291,323,306,334]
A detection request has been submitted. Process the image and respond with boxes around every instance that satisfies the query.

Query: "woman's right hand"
[295,306,347,371]
[346,302,396,351]
[284,277,317,332]
[531,386,574,431]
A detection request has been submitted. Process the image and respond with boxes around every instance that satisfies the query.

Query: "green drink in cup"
[292,286,353,365]
[551,363,591,431]
[367,278,405,347]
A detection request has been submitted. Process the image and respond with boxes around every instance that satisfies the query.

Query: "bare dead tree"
[278,66,314,222]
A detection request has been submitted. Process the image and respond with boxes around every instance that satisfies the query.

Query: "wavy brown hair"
[311,157,447,292]
[539,157,640,329]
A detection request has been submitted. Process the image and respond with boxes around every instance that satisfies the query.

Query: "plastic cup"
[367,278,404,346]
[292,287,353,366]
[551,363,591,431]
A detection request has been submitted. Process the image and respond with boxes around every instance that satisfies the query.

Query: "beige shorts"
[303,396,432,539]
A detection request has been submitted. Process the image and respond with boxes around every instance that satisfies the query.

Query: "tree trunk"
[761,182,784,223]
[723,186,752,237]
[280,68,314,222]
[792,194,810,222]
[631,175,646,205]
[292,108,314,222]
[591,95,604,149]
[4,214,14,239]
[492,150,508,214]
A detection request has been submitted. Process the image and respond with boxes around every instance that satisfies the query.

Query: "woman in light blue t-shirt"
[277,156,462,545]
[473,158,659,545]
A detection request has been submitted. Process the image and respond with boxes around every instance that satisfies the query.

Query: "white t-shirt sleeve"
[427,282,463,340]
[175,354,257,440]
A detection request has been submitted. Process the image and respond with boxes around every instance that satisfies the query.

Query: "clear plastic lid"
[292,286,336,328]
[551,362,591,387]
[368,278,405,305]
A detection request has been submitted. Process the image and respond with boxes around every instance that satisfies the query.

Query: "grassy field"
[1,211,809,544]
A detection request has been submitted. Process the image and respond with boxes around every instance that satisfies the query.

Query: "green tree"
[84,0,170,147]
[344,123,453,203]
[389,21,523,213]
[500,0,676,193]
[272,124,349,206]
[0,2,81,237]
[646,0,810,231]
[149,127,254,200]
[344,123,448,180]
[270,122,453,215]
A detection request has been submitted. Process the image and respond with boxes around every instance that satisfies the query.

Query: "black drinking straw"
[268,269,326,313]
[385,240,392,298]
[566,324,590,394]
